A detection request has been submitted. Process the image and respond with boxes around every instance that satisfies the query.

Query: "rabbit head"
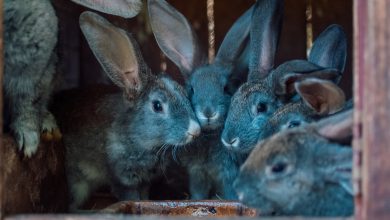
[79,11,201,148]
[71,0,142,18]
[148,0,252,131]
[234,109,354,216]
[258,78,346,141]
[222,10,347,152]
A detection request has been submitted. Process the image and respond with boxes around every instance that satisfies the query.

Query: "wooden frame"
[354,0,390,220]
[2,0,390,219]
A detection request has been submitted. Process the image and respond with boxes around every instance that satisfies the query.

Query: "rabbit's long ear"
[295,78,345,115]
[248,0,284,82]
[309,24,347,73]
[148,0,206,78]
[72,0,142,18]
[80,11,149,101]
[214,6,253,73]
[314,144,354,195]
[273,60,342,96]
[313,109,354,143]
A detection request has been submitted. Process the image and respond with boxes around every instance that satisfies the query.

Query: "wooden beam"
[0,0,4,217]
[355,0,390,219]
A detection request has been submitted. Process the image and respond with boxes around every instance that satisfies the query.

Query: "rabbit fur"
[234,109,354,216]
[222,23,347,153]
[62,12,200,210]
[4,0,59,157]
[148,0,254,199]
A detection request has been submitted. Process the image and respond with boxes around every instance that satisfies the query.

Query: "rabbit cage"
[0,0,389,219]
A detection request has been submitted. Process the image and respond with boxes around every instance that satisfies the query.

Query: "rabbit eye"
[256,102,267,114]
[152,100,163,113]
[271,162,287,173]
[288,120,301,128]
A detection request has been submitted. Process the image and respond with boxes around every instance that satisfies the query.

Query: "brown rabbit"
[234,109,354,216]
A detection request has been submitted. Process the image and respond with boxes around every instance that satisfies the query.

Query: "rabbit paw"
[13,124,40,157]
[41,112,62,141]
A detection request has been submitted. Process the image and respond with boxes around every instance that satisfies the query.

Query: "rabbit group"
[221,0,354,216]
[148,0,252,199]
[8,0,353,214]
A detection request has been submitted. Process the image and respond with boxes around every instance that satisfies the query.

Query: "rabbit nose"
[221,137,240,148]
[203,108,218,120]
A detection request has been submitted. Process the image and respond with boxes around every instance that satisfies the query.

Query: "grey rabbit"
[4,0,59,157]
[63,11,200,210]
[260,78,347,141]
[3,0,143,158]
[234,109,354,216]
[148,0,253,199]
[222,23,347,153]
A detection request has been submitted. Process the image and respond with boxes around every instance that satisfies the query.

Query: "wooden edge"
[5,214,355,220]
[0,0,4,218]
[101,200,258,217]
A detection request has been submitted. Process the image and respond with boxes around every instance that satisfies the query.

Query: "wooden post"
[0,0,4,218]
[355,0,390,219]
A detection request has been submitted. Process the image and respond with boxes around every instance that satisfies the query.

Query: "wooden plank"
[0,0,4,217]
[353,0,367,218]
[5,214,353,220]
[356,0,390,219]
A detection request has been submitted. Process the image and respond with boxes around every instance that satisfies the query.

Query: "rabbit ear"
[248,0,284,82]
[79,11,149,101]
[313,109,354,143]
[314,144,354,195]
[295,78,346,115]
[309,24,347,72]
[214,6,253,72]
[71,0,142,18]
[148,0,206,78]
[273,60,342,96]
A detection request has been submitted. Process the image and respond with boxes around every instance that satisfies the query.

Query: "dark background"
[53,0,353,98]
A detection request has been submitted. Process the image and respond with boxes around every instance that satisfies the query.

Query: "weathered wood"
[5,215,353,220]
[0,135,67,216]
[353,0,367,218]
[355,0,390,220]
[102,200,257,217]
[0,0,4,218]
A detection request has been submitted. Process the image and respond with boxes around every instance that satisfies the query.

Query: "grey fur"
[222,23,347,153]
[4,0,59,157]
[64,12,200,210]
[252,78,347,145]
[148,0,252,199]
[234,110,354,216]
[71,0,142,18]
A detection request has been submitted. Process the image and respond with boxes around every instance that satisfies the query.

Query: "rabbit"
[255,77,347,143]
[62,11,201,210]
[234,109,354,216]
[148,0,253,199]
[221,23,348,153]
[3,0,143,158]
[3,0,60,157]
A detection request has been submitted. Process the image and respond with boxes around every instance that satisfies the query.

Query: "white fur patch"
[187,119,201,136]
[221,137,240,148]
